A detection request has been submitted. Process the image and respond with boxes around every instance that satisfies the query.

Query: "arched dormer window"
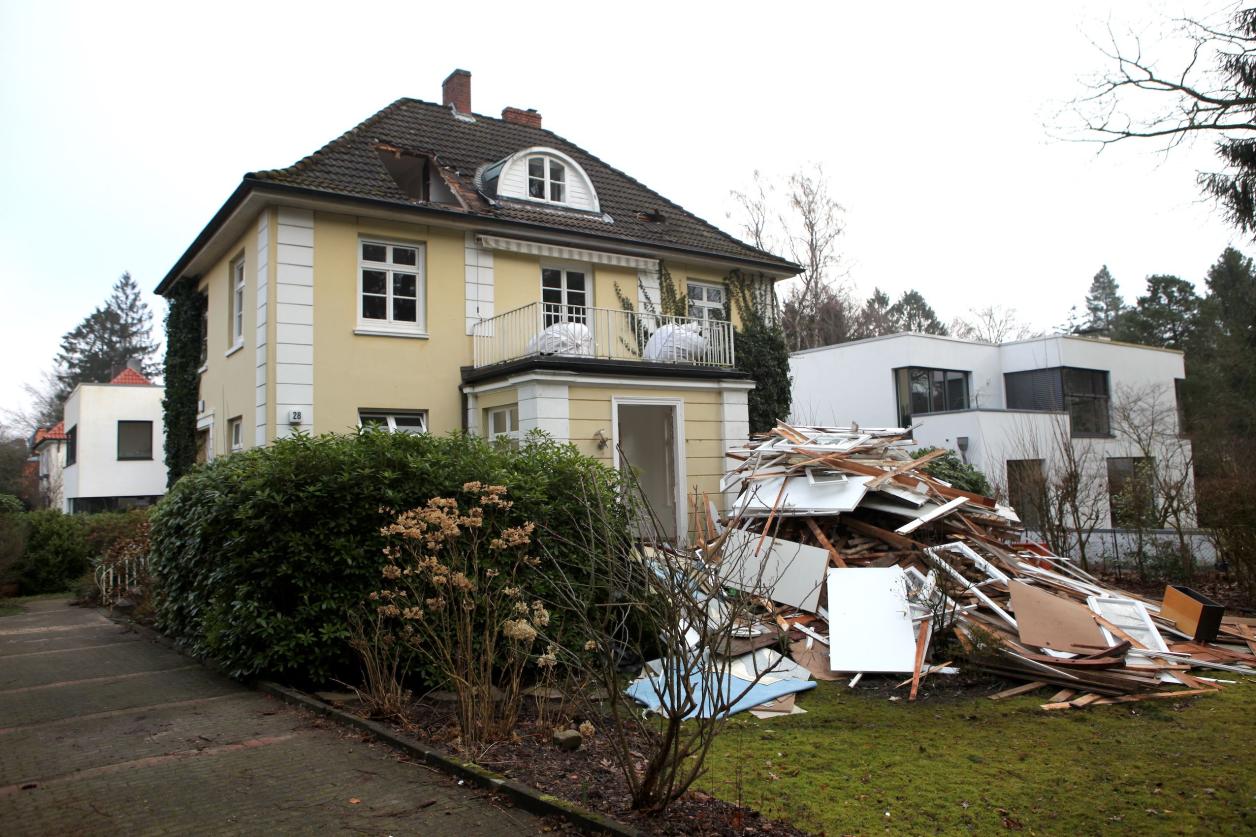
[480,147,599,212]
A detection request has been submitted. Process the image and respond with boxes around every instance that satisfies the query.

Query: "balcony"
[471,302,736,370]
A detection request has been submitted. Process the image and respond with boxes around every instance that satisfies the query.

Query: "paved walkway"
[0,599,549,835]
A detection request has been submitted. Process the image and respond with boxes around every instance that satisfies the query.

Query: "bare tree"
[727,169,776,253]
[950,305,1037,344]
[1110,383,1199,578]
[1070,7,1256,233]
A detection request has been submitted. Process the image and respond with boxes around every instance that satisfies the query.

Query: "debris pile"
[628,423,1256,717]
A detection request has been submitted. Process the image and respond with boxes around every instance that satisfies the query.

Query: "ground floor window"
[1006,458,1045,530]
[228,417,243,451]
[486,404,520,447]
[1107,456,1155,527]
[359,410,428,434]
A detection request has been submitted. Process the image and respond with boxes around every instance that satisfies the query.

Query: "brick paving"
[0,600,550,836]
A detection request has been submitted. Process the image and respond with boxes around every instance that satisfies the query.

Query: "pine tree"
[1080,266,1125,335]
[1113,275,1200,350]
[888,290,948,335]
[854,288,895,338]
[52,273,159,405]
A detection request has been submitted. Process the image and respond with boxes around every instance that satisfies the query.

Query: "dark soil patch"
[1094,570,1256,615]
[365,695,810,836]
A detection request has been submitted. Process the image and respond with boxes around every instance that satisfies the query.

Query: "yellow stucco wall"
[196,212,268,455]
[309,212,470,435]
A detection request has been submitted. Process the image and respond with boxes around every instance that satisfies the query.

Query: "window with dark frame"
[66,425,77,466]
[541,266,588,326]
[1107,456,1155,527]
[893,367,971,427]
[1004,366,1111,437]
[1175,378,1187,434]
[117,421,153,461]
[359,240,423,330]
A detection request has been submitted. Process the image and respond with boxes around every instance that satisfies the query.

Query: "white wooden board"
[826,567,919,673]
[719,528,829,612]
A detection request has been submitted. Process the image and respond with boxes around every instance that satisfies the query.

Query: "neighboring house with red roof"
[60,362,167,513]
[29,421,68,509]
[156,69,800,537]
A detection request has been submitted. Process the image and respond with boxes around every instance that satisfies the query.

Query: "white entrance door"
[615,402,681,540]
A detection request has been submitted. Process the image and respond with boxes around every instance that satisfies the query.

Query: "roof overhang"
[156,177,801,295]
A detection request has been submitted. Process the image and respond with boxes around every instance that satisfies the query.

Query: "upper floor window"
[541,266,589,326]
[230,256,245,346]
[359,410,427,434]
[66,426,77,466]
[1005,366,1110,437]
[528,156,565,203]
[893,367,970,427]
[687,281,726,322]
[359,240,425,333]
[117,420,154,461]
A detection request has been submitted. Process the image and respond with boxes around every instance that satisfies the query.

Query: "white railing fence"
[95,554,148,606]
[472,302,735,369]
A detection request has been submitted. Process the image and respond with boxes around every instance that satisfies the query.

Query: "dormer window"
[528,157,565,203]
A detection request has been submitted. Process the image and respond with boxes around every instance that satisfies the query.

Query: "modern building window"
[66,426,77,466]
[541,266,588,326]
[1174,377,1187,434]
[527,156,566,203]
[359,240,424,332]
[230,256,246,346]
[358,410,427,434]
[228,416,243,451]
[1005,367,1110,437]
[486,405,520,446]
[1006,459,1045,531]
[893,367,970,427]
[1107,456,1155,527]
[686,281,726,322]
[117,421,154,461]
[199,293,209,368]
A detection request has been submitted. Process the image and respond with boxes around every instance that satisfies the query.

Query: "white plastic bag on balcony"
[527,321,593,356]
[643,322,708,362]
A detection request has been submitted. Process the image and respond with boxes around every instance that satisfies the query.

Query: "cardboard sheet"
[788,639,845,681]
[1009,581,1110,653]
[826,566,919,673]
[719,528,829,612]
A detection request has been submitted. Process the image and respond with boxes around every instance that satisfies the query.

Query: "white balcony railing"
[472,303,736,369]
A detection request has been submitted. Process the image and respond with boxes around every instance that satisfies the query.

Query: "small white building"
[29,422,68,509]
[61,367,168,513]
[790,333,1193,540]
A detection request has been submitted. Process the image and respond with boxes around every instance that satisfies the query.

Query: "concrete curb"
[258,681,638,837]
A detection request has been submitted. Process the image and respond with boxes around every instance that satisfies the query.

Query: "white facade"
[790,333,1192,534]
[61,382,168,513]
[34,438,65,509]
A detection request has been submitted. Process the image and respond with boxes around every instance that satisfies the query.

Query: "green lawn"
[700,678,1256,835]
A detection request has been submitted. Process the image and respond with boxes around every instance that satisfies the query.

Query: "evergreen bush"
[16,510,91,593]
[149,430,626,683]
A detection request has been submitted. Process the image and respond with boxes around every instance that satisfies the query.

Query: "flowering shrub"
[370,485,548,749]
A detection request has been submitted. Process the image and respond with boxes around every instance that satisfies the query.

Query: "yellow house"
[156,69,799,537]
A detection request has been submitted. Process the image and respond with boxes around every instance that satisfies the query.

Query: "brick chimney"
[442,69,471,113]
[502,107,542,129]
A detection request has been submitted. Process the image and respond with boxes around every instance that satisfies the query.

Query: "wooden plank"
[909,617,930,701]
[987,680,1047,701]
[1069,693,1104,708]
[805,517,848,567]
[1047,688,1077,702]
[896,496,969,535]
[842,516,926,551]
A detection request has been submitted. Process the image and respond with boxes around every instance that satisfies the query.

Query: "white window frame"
[356,239,427,336]
[358,410,428,434]
[486,405,520,445]
[540,263,591,326]
[686,280,727,322]
[527,155,567,204]
[228,416,243,451]
[230,256,246,348]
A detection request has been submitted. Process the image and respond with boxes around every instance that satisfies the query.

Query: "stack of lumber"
[694,423,1256,710]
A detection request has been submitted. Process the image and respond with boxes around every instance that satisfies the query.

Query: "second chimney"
[442,69,471,113]
[502,107,542,129]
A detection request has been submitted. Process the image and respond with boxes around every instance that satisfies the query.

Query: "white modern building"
[790,333,1193,539]
[61,366,168,513]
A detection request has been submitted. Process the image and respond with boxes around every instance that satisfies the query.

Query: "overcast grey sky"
[0,0,1246,424]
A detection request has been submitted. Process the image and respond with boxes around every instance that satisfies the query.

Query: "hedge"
[0,508,151,595]
[149,430,626,683]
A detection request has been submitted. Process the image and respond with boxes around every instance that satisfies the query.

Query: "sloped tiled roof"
[250,98,797,271]
[32,421,67,448]
[109,367,153,386]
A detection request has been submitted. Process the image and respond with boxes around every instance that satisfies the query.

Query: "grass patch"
[0,590,74,617]
[700,678,1256,834]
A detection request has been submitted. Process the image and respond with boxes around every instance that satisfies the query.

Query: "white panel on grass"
[827,567,919,673]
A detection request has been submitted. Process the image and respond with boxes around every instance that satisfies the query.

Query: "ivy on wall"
[162,279,204,487]
[728,269,792,434]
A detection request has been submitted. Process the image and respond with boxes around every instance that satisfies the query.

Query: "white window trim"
[358,410,429,434]
[541,262,592,324]
[686,280,727,322]
[486,405,520,444]
[527,155,566,204]
[230,256,246,347]
[356,238,427,336]
[228,416,243,451]
[497,147,600,212]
